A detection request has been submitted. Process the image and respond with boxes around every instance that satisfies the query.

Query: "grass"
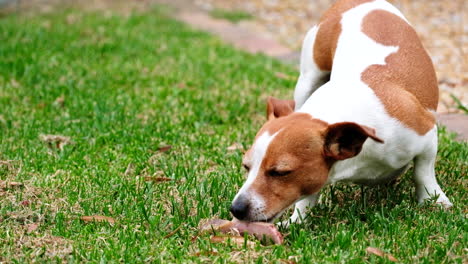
[450,94,468,114]
[210,8,253,23]
[0,5,467,263]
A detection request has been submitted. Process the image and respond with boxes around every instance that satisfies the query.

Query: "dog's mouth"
[255,215,276,223]
[254,212,280,223]
[260,205,292,223]
[265,215,278,223]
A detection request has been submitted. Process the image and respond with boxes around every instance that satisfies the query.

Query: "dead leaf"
[158,145,172,152]
[20,200,30,206]
[39,134,72,151]
[0,180,24,189]
[210,235,255,247]
[26,223,39,233]
[163,225,183,238]
[192,251,218,257]
[366,247,398,262]
[53,95,65,108]
[366,247,385,257]
[227,143,243,151]
[36,102,47,109]
[124,163,135,176]
[386,254,398,262]
[144,176,173,183]
[80,215,116,224]
[147,146,172,164]
[8,181,23,187]
[275,72,296,81]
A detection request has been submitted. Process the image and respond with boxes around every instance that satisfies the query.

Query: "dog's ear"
[323,122,384,160]
[266,96,295,120]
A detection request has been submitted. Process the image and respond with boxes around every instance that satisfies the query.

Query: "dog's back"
[299,0,438,136]
[296,0,441,183]
[230,0,452,225]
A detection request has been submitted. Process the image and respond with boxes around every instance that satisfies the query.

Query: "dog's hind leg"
[294,26,331,110]
[413,128,452,208]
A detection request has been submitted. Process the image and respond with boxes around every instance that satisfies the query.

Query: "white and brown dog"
[230,0,452,224]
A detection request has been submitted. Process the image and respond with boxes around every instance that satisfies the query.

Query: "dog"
[230,0,452,224]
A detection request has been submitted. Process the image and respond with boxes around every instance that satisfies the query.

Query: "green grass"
[0,6,467,263]
[210,8,253,23]
[450,94,468,114]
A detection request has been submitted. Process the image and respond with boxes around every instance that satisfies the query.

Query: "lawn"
[0,5,466,263]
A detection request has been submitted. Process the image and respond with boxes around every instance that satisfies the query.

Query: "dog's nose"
[230,196,250,220]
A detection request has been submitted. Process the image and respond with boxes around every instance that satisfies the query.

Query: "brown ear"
[266,96,295,120]
[324,122,384,160]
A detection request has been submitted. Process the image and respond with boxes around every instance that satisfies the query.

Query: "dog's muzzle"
[230,195,250,221]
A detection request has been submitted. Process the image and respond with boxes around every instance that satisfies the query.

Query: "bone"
[199,218,284,245]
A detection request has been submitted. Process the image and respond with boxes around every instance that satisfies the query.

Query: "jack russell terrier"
[230,0,452,225]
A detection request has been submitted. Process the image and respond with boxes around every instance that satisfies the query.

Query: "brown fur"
[250,113,330,218]
[313,0,374,71]
[324,122,383,160]
[246,111,382,219]
[361,10,438,135]
[240,1,439,220]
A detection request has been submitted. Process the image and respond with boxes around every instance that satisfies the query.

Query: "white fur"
[233,131,280,220]
[294,26,329,109]
[287,0,452,224]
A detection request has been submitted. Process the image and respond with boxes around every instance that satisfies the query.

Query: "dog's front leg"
[279,193,320,228]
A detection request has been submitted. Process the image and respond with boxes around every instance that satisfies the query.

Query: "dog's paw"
[436,195,453,209]
[277,217,302,229]
[418,193,452,209]
[276,220,291,229]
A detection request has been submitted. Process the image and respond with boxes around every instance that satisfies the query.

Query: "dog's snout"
[230,196,250,220]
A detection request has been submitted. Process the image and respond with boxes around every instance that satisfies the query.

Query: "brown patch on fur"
[249,113,330,217]
[361,10,438,135]
[324,122,383,160]
[244,114,385,219]
[313,0,374,71]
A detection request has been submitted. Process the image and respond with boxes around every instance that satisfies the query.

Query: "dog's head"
[230,97,383,222]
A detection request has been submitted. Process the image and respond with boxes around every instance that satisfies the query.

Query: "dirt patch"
[39,134,72,151]
[0,167,80,262]
[2,229,73,261]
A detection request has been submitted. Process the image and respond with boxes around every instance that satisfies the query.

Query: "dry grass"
[0,180,76,261]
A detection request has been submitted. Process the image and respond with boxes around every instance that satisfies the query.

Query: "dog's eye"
[268,169,292,177]
[243,164,250,172]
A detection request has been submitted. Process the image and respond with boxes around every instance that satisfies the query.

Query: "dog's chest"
[326,155,401,186]
[329,158,409,186]
[325,125,436,185]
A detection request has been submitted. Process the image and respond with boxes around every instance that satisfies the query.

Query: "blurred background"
[1,0,466,113]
